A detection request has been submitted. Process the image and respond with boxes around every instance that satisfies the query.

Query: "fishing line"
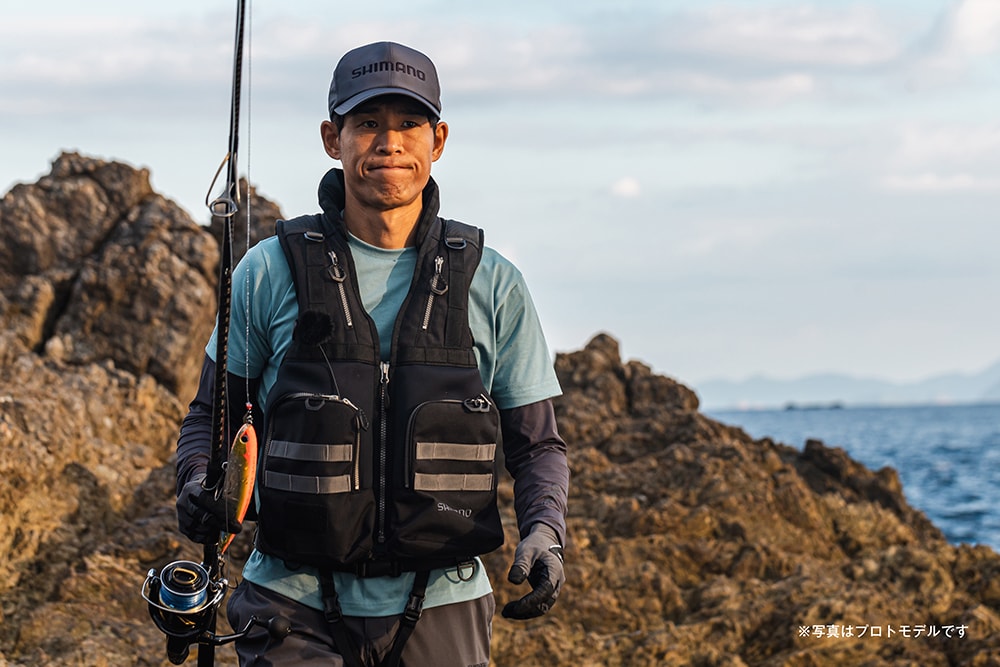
[223,0,257,553]
[244,0,254,400]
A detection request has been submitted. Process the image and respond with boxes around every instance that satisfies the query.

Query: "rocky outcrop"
[0,153,276,666]
[0,153,218,399]
[2,153,999,666]
[487,335,1000,665]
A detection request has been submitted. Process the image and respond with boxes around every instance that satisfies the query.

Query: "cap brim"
[333,87,440,117]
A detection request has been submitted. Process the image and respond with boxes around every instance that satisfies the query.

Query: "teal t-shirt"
[207,230,561,615]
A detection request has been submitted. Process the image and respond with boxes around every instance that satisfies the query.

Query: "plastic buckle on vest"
[304,231,325,242]
[403,591,425,624]
[444,236,467,250]
[322,592,344,623]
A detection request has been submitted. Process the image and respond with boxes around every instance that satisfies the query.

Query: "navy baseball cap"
[328,42,442,118]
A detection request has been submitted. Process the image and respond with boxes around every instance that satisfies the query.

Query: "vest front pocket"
[390,396,504,559]
[257,392,376,566]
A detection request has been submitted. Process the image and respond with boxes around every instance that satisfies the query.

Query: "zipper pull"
[430,256,448,295]
[422,256,448,331]
[463,393,493,413]
[327,251,346,282]
[354,408,370,432]
[380,362,390,408]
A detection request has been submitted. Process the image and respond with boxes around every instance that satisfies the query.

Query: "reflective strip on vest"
[265,471,352,494]
[413,473,494,492]
[415,442,496,461]
[270,440,353,462]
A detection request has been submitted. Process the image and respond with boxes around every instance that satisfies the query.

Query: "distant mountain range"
[696,360,1000,410]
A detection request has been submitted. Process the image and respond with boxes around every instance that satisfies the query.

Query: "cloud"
[878,121,1000,193]
[881,173,1000,193]
[663,71,816,105]
[0,15,228,83]
[907,0,1000,84]
[611,176,641,198]
[939,0,1000,59]
[0,14,237,116]
[666,5,902,68]
[895,122,1000,164]
[0,2,940,119]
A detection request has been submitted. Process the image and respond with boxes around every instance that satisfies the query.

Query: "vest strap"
[318,570,431,667]
[441,220,482,351]
[319,570,364,667]
[380,569,430,667]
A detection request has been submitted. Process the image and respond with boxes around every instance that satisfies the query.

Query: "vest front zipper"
[327,251,354,328]
[377,361,390,544]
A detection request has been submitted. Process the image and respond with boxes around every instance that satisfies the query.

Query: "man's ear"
[432,121,449,162]
[321,120,341,160]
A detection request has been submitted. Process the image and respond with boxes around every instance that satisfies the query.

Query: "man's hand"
[501,523,564,620]
[176,472,242,544]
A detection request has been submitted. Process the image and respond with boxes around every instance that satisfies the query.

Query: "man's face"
[322,95,448,214]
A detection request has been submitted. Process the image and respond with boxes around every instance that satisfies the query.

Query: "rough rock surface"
[2,153,999,666]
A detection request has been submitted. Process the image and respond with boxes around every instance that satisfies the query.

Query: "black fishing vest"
[254,213,504,575]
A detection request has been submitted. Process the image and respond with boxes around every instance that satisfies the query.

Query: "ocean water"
[706,403,1000,550]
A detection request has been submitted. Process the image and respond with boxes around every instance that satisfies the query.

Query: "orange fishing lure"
[219,422,258,555]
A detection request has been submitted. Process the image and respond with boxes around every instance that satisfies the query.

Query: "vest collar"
[317,168,442,247]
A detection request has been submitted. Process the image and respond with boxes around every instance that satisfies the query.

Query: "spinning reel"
[142,560,290,664]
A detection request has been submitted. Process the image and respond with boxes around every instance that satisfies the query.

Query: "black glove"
[501,524,564,620]
[176,472,243,544]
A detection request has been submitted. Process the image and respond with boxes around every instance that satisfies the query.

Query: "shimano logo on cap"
[351,61,427,81]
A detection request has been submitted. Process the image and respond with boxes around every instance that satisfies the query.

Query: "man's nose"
[376,129,404,153]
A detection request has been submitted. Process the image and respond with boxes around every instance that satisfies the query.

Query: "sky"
[3,0,999,395]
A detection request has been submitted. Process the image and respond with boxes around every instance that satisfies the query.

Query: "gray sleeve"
[500,399,569,546]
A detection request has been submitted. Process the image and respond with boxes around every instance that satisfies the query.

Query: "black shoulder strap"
[394,218,484,366]
[441,220,483,350]
[275,215,377,361]
[276,215,333,315]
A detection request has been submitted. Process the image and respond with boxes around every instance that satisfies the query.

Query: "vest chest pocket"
[256,392,376,566]
[390,395,504,558]
[263,393,369,494]
[404,395,498,491]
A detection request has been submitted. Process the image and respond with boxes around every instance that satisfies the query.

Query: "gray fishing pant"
[226,579,493,667]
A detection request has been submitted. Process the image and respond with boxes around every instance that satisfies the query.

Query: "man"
[175,41,569,667]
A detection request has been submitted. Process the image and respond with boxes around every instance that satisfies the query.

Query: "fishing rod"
[204,0,248,614]
[142,0,260,664]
